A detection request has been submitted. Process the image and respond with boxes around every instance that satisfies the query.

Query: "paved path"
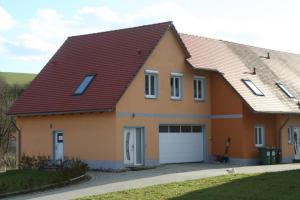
[5,163,300,200]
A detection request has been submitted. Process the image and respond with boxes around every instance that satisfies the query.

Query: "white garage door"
[159,125,204,164]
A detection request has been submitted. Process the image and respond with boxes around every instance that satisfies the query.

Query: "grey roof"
[181,33,300,114]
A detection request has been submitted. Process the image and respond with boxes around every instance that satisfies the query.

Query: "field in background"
[0,72,36,86]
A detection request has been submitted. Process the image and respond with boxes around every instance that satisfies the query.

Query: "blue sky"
[1,0,300,74]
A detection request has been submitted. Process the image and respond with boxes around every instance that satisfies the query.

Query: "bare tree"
[0,77,25,159]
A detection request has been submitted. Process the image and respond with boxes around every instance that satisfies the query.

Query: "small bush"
[19,154,50,170]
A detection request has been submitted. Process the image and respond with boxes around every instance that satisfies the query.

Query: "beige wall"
[17,112,116,161]
[116,29,212,162]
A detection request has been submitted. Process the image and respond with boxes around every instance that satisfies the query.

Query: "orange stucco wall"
[17,112,116,161]
[211,73,244,158]
[116,29,212,162]
[211,73,277,160]
[242,103,277,158]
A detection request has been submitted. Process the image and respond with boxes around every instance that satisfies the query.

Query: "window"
[145,70,158,98]
[276,83,295,98]
[170,72,183,99]
[242,79,264,96]
[288,127,293,144]
[169,125,180,133]
[254,126,265,147]
[194,76,205,100]
[159,125,203,133]
[73,75,95,95]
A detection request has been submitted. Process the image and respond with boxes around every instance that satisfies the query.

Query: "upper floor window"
[194,76,205,101]
[276,83,295,98]
[242,79,264,96]
[254,125,265,147]
[170,72,183,100]
[73,74,95,95]
[145,69,158,98]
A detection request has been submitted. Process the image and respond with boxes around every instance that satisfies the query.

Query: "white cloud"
[2,0,300,72]
[0,6,15,31]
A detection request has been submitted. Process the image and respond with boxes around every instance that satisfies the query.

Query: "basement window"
[73,75,95,95]
[276,83,295,98]
[242,79,264,96]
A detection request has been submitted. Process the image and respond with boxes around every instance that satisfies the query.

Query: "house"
[8,21,300,169]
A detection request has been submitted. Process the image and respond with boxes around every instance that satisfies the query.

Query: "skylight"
[276,83,295,98]
[242,79,264,96]
[73,75,95,95]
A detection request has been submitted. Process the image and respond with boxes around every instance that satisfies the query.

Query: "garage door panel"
[159,132,204,164]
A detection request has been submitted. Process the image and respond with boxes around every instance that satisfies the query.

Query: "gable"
[8,22,174,116]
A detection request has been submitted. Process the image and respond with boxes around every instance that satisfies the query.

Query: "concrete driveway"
[5,163,300,200]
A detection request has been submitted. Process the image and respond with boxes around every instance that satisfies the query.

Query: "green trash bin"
[258,147,271,165]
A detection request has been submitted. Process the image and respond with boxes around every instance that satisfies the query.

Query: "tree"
[0,77,25,159]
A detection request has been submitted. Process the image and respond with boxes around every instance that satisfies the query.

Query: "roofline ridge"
[69,21,173,38]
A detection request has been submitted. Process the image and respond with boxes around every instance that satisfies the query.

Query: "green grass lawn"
[0,72,35,85]
[0,169,74,195]
[79,170,300,200]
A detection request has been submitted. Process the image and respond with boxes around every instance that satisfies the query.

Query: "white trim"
[170,72,183,77]
[144,69,159,74]
[170,75,182,99]
[193,77,205,101]
[144,72,158,98]
[254,125,265,147]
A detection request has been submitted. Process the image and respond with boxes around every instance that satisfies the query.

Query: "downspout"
[278,114,290,163]
[10,119,21,169]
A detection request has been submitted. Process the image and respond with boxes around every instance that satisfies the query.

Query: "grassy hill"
[0,72,36,86]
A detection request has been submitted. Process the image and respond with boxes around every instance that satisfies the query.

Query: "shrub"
[19,154,50,170]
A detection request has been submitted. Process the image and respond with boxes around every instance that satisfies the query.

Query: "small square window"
[159,125,169,133]
[192,126,202,133]
[169,125,180,133]
[181,126,192,133]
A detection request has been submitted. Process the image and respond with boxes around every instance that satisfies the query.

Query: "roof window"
[242,79,264,96]
[73,75,95,95]
[276,83,294,98]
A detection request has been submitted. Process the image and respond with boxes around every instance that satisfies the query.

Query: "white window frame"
[170,72,183,100]
[144,69,158,99]
[254,125,265,147]
[242,79,264,96]
[193,76,205,101]
[276,83,295,98]
[288,127,293,144]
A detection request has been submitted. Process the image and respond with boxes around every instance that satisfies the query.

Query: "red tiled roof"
[9,22,173,116]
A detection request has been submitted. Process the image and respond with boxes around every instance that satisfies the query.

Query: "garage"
[159,124,204,164]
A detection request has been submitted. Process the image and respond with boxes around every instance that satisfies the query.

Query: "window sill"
[255,145,264,148]
[194,98,205,102]
[145,95,158,99]
[170,97,182,101]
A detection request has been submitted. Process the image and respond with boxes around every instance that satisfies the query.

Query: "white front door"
[54,131,64,162]
[293,127,300,159]
[124,128,144,166]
